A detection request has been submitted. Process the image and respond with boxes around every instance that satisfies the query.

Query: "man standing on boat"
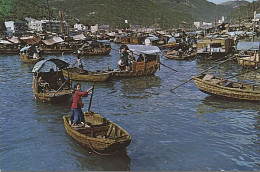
[70,84,93,127]
[120,46,129,70]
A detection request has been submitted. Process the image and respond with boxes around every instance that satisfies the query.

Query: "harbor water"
[0,43,259,171]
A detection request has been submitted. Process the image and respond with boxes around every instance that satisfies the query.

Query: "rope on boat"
[86,139,124,156]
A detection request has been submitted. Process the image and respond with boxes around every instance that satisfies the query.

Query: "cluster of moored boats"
[3,28,260,155]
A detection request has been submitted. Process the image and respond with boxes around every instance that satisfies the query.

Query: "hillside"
[228,1,260,23]
[1,0,236,29]
[0,0,55,22]
[220,0,249,8]
[49,0,235,28]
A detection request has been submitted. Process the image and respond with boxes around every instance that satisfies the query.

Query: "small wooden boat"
[237,53,259,68]
[79,40,111,56]
[32,59,73,103]
[63,111,131,154]
[62,67,114,82]
[20,46,43,63]
[110,44,161,78]
[192,73,260,101]
[164,51,196,60]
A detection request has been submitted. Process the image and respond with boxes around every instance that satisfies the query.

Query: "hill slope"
[1,0,236,29]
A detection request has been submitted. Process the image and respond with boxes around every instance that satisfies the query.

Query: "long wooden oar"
[160,62,178,72]
[88,84,95,112]
[171,57,233,91]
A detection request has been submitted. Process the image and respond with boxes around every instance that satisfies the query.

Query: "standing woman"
[70,83,93,127]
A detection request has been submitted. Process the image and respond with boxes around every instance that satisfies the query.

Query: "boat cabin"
[32,59,72,103]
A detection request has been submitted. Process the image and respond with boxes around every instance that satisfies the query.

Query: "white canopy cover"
[126,44,161,55]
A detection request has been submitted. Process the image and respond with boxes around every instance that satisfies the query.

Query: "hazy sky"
[207,0,254,4]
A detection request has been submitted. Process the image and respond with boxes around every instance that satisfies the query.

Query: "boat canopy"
[168,37,176,43]
[126,44,161,55]
[72,34,86,40]
[32,59,69,73]
[20,46,31,52]
[0,40,13,44]
[236,42,260,51]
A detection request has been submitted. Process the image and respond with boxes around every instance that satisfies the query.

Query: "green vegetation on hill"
[1,0,237,29]
[0,0,54,21]
[228,1,260,23]
[0,0,13,20]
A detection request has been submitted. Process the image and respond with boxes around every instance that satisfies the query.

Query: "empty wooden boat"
[192,73,260,101]
[63,111,131,155]
[62,67,114,82]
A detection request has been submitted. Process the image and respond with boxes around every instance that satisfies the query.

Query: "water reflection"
[196,96,260,117]
[66,135,131,171]
[119,75,162,99]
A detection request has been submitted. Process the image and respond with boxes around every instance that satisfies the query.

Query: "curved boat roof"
[32,59,69,73]
[126,44,161,55]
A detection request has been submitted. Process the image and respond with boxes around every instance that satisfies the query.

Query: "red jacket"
[71,90,88,109]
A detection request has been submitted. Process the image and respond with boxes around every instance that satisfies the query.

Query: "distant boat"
[236,42,260,68]
[32,59,72,103]
[63,111,131,155]
[62,67,114,82]
[20,46,43,63]
[192,73,260,101]
[79,40,111,56]
[164,50,196,60]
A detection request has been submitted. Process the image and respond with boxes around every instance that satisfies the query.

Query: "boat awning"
[72,34,86,40]
[97,40,111,44]
[8,36,21,44]
[42,39,56,45]
[146,36,159,41]
[0,40,13,44]
[236,42,260,51]
[20,46,31,52]
[20,36,41,45]
[32,59,69,73]
[168,37,176,43]
[53,37,64,43]
[126,44,161,55]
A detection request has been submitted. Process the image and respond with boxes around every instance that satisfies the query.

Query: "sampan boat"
[192,73,260,101]
[237,53,259,69]
[164,51,196,60]
[20,46,43,63]
[62,67,114,82]
[110,44,160,78]
[32,59,73,103]
[63,111,131,155]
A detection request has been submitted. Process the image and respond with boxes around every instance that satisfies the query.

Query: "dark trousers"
[71,107,85,124]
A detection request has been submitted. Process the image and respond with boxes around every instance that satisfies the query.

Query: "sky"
[207,0,254,4]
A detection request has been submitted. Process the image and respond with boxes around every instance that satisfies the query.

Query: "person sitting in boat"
[177,49,183,57]
[118,56,126,71]
[70,84,93,127]
[38,76,50,92]
[137,54,144,62]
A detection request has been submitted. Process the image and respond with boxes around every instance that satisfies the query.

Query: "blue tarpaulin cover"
[236,42,260,51]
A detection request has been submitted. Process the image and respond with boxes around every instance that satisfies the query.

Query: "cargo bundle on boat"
[192,73,260,101]
[32,59,72,103]
[62,67,114,82]
[63,111,131,154]
[110,44,161,78]
[20,45,44,63]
